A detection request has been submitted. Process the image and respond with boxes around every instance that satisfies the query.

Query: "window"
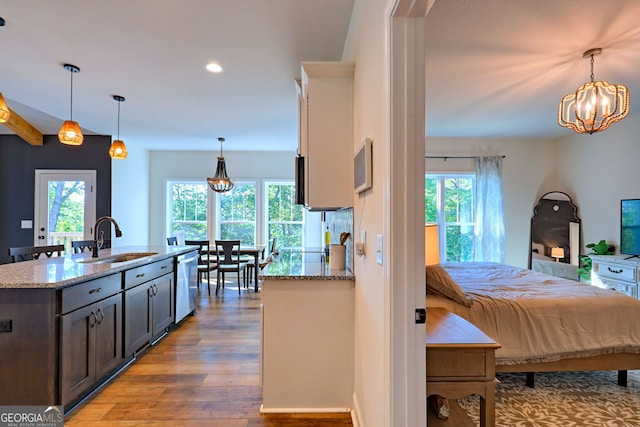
[265,181,304,250]
[425,174,476,262]
[168,181,208,240]
[217,182,257,245]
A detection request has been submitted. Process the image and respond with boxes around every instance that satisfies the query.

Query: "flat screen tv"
[620,199,640,257]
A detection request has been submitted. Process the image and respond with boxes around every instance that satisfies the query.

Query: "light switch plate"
[21,220,33,229]
[376,234,383,265]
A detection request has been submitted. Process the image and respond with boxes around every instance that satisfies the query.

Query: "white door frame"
[385,1,431,426]
[34,169,97,245]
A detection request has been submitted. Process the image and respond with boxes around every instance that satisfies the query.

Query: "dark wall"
[0,134,112,264]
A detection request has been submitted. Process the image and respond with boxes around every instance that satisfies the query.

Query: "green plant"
[576,240,615,281]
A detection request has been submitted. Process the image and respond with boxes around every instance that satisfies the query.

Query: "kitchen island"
[0,245,197,411]
[259,254,355,413]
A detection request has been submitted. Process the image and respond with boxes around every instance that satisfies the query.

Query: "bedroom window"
[425,174,476,262]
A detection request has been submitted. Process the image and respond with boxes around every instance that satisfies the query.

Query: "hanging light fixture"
[109,95,128,159]
[58,64,84,145]
[0,92,10,123]
[207,137,234,193]
[558,48,630,134]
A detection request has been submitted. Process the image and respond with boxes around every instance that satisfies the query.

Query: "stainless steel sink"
[79,252,158,264]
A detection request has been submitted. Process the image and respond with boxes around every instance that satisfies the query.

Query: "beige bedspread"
[426,262,640,366]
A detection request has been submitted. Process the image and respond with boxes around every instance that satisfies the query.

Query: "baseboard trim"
[351,392,363,427]
[259,405,351,414]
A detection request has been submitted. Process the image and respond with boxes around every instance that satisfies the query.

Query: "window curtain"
[473,156,505,262]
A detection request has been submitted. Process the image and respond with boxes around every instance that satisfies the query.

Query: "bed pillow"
[426,265,473,307]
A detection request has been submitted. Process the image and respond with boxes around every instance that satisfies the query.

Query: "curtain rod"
[425,155,506,160]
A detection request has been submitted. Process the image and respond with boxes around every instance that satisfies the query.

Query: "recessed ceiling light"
[206,62,223,73]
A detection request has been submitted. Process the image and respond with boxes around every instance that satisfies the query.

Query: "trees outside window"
[265,181,303,250]
[425,174,475,262]
[168,182,208,240]
[218,182,256,245]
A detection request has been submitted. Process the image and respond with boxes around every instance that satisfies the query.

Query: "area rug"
[459,370,640,426]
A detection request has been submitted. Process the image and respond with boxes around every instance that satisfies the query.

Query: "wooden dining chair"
[214,240,248,295]
[185,240,217,295]
[245,237,276,289]
[9,244,65,263]
[167,236,178,245]
[71,240,95,254]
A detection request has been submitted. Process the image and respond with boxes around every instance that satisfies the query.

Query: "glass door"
[34,170,96,252]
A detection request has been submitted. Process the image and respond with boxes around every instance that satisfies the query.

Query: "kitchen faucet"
[92,216,123,257]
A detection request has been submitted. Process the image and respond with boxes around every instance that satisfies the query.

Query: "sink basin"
[79,252,158,264]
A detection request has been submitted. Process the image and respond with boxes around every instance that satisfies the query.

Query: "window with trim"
[168,181,208,240]
[217,182,257,245]
[425,174,476,262]
[264,181,304,250]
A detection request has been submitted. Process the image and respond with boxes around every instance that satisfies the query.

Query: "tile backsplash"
[327,208,353,272]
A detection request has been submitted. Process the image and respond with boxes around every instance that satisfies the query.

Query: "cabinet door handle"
[89,287,102,294]
[95,308,104,324]
[89,311,97,327]
[161,265,168,270]
[608,267,624,274]
[153,284,158,296]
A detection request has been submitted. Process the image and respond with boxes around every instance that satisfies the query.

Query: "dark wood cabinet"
[124,272,174,357]
[59,293,123,407]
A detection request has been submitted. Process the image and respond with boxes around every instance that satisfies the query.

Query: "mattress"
[426,262,640,366]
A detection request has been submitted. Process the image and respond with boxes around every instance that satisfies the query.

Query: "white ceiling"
[0,0,354,151]
[2,0,640,152]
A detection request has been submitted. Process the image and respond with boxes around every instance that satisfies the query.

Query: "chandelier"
[558,48,629,134]
[207,137,234,193]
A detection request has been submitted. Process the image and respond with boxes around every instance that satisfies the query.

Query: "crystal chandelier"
[207,137,234,193]
[558,48,630,134]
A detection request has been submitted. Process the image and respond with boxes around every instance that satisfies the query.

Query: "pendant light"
[207,137,234,193]
[0,92,10,123]
[558,48,630,134]
[58,64,84,145]
[109,95,128,159]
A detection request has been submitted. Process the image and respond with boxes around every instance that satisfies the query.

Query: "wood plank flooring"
[65,282,353,426]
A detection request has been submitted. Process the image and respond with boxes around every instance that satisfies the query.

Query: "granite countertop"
[259,250,354,281]
[0,245,196,290]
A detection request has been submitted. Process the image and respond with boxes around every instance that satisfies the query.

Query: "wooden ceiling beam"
[2,107,43,146]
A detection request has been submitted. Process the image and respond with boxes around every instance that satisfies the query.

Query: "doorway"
[34,170,97,252]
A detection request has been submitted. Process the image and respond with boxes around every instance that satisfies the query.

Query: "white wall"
[556,112,640,252]
[426,137,559,267]
[147,150,322,247]
[342,0,388,424]
[111,143,150,247]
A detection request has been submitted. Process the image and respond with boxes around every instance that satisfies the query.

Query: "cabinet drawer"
[594,261,636,282]
[60,273,121,314]
[603,279,638,299]
[124,257,174,290]
[427,349,488,380]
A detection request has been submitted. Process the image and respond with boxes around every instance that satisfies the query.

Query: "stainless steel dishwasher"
[175,250,199,323]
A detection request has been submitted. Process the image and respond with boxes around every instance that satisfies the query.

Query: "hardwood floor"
[65,281,353,426]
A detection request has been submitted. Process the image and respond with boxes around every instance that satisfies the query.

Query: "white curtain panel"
[473,156,505,262]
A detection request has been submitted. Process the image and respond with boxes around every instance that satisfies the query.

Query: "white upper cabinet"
[298,62,354,210]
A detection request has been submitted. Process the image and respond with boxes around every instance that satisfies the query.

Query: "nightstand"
[426,308,500,427]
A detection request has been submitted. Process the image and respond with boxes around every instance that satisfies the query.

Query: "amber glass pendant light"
[58,64,84,145]
[109,95,128,159]
[207,137,234,193]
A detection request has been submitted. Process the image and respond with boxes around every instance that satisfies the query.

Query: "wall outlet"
[0,320,12,333]
[356,242,365,256]
[376,234,383,265]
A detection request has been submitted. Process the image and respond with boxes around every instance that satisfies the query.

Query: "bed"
[426,262,640,386]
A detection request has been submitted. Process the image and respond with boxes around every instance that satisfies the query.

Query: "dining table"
[208,244,266,291]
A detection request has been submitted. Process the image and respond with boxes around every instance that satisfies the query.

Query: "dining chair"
[185,240,217,295]
[245,237,276,289]
[9,244,65,263]
[214,240,248,295]
[71,240,95,254]
[167,236,178,245]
